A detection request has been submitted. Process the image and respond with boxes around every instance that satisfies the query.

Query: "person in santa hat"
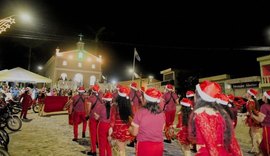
[69,86,87,142]
[188,80,242,156]
[252,90,270,156]
[176,98,193,156]
[19,87,32,120]
[245,88,262,154]
[129,87,165,156]
[228,94,238,128]
[94,92,113,156]
[216,94,235,122]
[162,84,179,143]
[110,86,134,156]
[112,84,121,103]
[85,84,103,156]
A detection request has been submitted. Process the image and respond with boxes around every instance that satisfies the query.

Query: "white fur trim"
[247,89,256,98]
[118,91,127,97]
[129,84,138,91]
[196,84,216,102]
[228,104,232,107]
[180,102,191,107]
[144,93,160,103]
[103,98,112,101]
[264,91,270,100]
[78,90,85,93]
[216,98,228,105]
[186,94,194,98]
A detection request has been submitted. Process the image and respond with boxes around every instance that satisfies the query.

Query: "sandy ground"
[6,110,255,156]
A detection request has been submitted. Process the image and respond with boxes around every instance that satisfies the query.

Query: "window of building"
[60,73,67,80]
[164,73,174,81]
[62,60,67,66]
[91,64,96,69]
[74,73,83,87]
[78,52,83,59]
[90,75,96,85]
[78,62,82,68]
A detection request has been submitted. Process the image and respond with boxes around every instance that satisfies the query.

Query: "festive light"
[0,16,15,34]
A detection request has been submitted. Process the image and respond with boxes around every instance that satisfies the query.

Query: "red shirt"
[260,103,270,127]
[88,93,103,119]
[162,91,178,112]
[20,93,32,107]
[71,94,85,112]
[133,108,165,142]
[96,102,111,123]
[129,89,142,106]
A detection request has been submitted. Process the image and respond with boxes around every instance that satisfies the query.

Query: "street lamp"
[37,66,43,70]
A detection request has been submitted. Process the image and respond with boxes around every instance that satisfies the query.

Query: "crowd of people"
[66,80,270,156]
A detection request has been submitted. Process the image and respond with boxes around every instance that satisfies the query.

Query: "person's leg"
[89,118,98,153]
[72,112,79,140]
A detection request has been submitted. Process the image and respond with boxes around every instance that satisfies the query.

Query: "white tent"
[0,67,52,83]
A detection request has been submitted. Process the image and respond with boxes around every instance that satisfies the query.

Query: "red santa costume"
[131,88,165,156]
[259,91,270,156]
[189,81,242,156]
[245,88,262,154]
[95,92,113,156]
[86,84,103,156]
[110,86,134,156]
[19,87,32,119]
[176,98,193,156]
[69,86,87,141]
[228,94,238,128]
[129,82,142,114]
[162,84,179,142]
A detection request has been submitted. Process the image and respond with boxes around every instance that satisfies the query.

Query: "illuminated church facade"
[43,36,102,89]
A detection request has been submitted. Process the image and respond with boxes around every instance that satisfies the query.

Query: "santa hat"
[103,92,113,101]
[247,88,258,98]
[215,93,229,105]
[165,84,174,91]
[78,86,85,93]
[180,98,193,107]
[227,94,234,102]
[186,90,195,98]
[118,86,130,99]
[144,88,162,103]
[130,82,138,90]
[263,91,270,100]
[196,80,221,102]
[92,84,100,93]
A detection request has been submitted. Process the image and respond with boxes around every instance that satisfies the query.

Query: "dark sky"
[1,1,270,81]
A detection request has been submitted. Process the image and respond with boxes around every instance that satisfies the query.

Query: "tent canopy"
[0,67,52,83]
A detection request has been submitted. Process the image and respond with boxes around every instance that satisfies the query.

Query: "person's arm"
[129,122,139,136]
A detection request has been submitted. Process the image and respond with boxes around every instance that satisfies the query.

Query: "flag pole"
[132,48,136,81]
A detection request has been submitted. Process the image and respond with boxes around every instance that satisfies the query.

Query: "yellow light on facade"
[78,62,82,68]
[68,55,73,59]
[87,57,92,62]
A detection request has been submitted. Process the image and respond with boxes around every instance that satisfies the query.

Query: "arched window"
[90,75,96,85]
[62,60,67,66]
[74,73,83,87]
[60,73,67,80]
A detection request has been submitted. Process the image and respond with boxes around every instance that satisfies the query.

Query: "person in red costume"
[162,84,179,143]
[69,86,87,142]
[110,86,134,156]
[228,94,238,128]
[189,80,243,156]
[19,87,32,119]
[95,92,113,156]
[176,98,193,156]
[130,87,165,156]
[245,88,262,154]
[86,84,103,156]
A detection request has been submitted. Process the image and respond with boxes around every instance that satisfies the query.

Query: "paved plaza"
[7,111,254,156]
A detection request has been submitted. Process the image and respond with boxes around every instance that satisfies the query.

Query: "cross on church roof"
[78,33,83,41]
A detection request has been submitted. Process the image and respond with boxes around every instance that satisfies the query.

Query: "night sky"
[1,1,270,82]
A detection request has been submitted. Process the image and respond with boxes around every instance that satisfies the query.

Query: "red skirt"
[176,126,190,145]
[260,126,270,156]
[111,120,134,142]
